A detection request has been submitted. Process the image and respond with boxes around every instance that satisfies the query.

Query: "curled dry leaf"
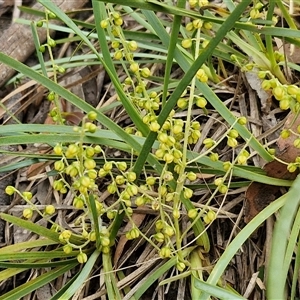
[244,112,300,223]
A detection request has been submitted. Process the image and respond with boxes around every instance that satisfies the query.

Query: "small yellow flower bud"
[238,116,247,125]
[141,68,151,77]
[53,144,63,155]
[22,192,33,201]
[149,121,160,132]
[287,163,297,173]
[176,262,186,272]
[223,161,232,171]
[154,232,164,243]
[188,209,198,219]
[77,252,88,264]
[126,171,137,182]
[63,244,72,254]
[219,184,228,194]
[227,137,238,148]
[54,161,65,172]
[294,138,300,148]
[273,86,285,100]
[23,208,33,219]
[280,129,290,139]
[45,205,55,215]
[100,19,109,28]
[5,186,15,195]
[103,162,113,172]
[159,246,171,258]
[183,187,193,199]
[73,197,85,209]
[130,62,139,73]
[214,178,223,186]
[196,96,207,108]
[181,39,192,48]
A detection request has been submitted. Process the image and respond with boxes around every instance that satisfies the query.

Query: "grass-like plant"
[0,0,300,299]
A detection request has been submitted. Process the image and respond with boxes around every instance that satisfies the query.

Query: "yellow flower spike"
[115,175,125,185]
[116,161,127,171]
[23,208,33,219]
[5,186,15,195]
[45,205,55,215]
[250,8,262,19]
[77,252,88,264]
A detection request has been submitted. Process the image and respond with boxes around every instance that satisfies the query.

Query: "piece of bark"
[0,0,89,87]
